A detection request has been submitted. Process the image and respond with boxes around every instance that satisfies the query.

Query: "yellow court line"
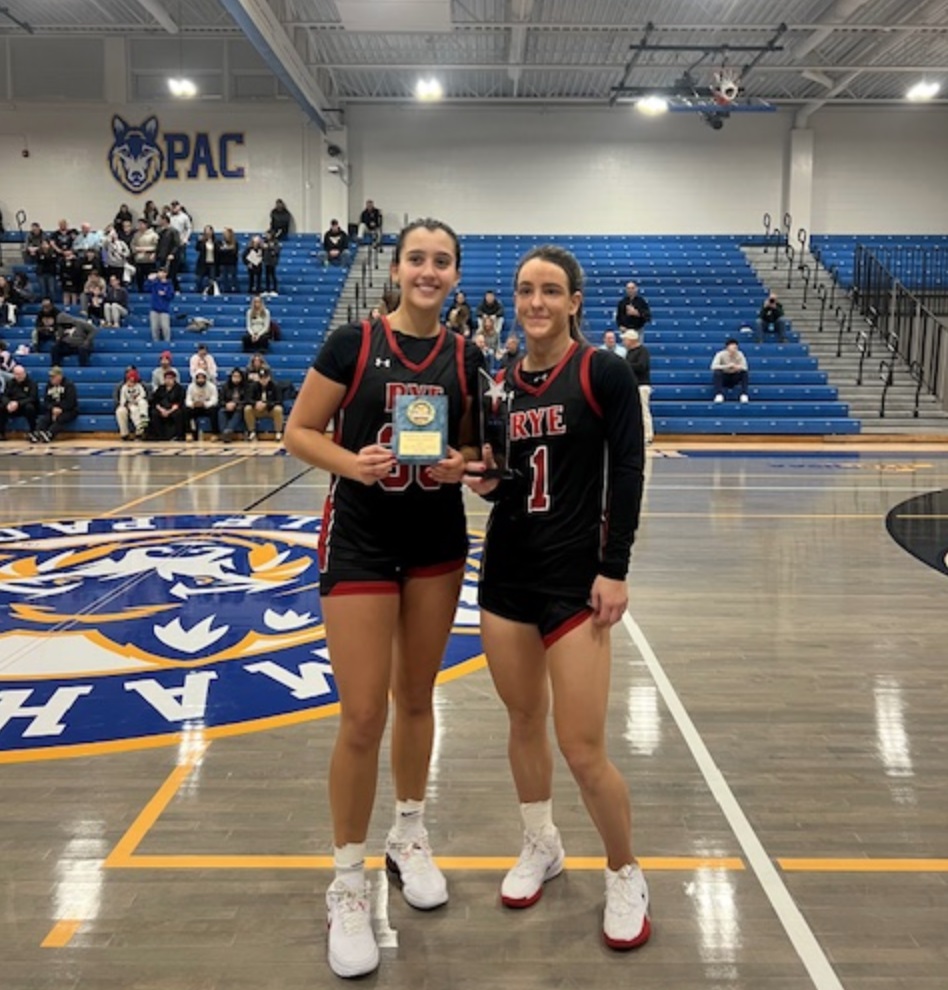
[104,743,208,867]
[41,919,82,948]
[112,854,744,872]
[102,457,251,516]
[779,858,948,872]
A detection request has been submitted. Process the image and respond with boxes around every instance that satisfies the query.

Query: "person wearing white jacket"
[185,370,219,440]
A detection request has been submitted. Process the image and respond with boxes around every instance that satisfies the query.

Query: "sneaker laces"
[329,885,372,936]
[510,831,557,878]
[607,867,645,918]
[392,834,436,877]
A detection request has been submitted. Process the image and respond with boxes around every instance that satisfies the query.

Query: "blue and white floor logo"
[0,514,483,761]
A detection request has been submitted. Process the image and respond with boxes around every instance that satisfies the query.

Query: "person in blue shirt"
[147,268,175,342]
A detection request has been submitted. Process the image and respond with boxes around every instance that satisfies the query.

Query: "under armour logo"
[375,357,391,368]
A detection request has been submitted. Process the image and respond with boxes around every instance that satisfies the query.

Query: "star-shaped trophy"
[472,367,516,480]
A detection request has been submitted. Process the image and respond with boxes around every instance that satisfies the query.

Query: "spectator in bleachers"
[185,370,218,441]
[102,227,130,284]
[60,249,84,307]
[155,215,181,291]
[446,291,474,336]
[0,278,15,328]
[600,329,626,358]
[472,331,493,372]
[30,366,78,443]
[103,275,129,327]
[72,222,103,255]
[616,281,652,333]
[116,367,150,440]
[1,365,39,438]
[78,248,103,295]
[0,338,14,389]
[169,201,193,276]
[151,350,179,390]
[131,218,159,291]
[358,198,383,248]
[51,312,97,368]
[243,366,283,441]
[218,367,249,441]
[190,341,218,382]
[270,199,292,240]
[147,269,175,342]
[33,301,60,353]
[143,200,159,227]
[498,334,523,372]
[243,235,264,295]
[36,240,60,301]
[711,338,750,403]
[245,351,271,384]
[114,203,134,229]
[117,218,135,248]
[23,222,44,264]
[319,219,351,268]
[477,290,505,344]
[82,270,106,322]
[243,296,273,352]
[217,228,240,293]
[757,293,787,343]
[50,219,76,257]
[263,231,282,294]
[194,225,220,295]
[622,330,653,444]
[11,272,35,308]
[150,369,186,441]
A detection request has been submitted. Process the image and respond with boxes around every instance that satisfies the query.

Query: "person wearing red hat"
[115,367,149,440]
[151,350,180,390]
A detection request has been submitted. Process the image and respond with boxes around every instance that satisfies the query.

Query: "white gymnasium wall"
[345,105,790,235]
[810,108,948,234]
[1,101,947,237]
[0,103,326,235]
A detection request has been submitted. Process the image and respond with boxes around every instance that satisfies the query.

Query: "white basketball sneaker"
[603,862,651,950]
[385,830,448,910]
[500,826,565,908]
[326,877,380,978]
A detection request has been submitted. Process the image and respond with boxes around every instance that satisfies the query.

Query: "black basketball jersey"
[329,317,470,524]
[481,341,608,598]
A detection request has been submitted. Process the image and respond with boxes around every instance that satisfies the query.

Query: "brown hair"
[393,217,462,269]
[513,244,586,341]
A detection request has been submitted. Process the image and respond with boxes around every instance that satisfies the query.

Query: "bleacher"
[810,234,948,290]
[454,235,857,435]
[2,231,860,436]
[3,233,347,433]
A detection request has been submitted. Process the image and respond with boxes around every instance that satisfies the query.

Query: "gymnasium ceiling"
[1,0,947,119]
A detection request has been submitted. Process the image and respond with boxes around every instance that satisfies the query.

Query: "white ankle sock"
[520,799,554,836]
[333,842,366,890]
[392,798,425,843]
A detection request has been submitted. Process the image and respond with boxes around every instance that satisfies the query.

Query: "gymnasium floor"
[1,439,946,990]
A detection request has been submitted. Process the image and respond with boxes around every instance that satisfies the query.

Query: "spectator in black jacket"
[318,220,351,267]
[243,367,283,441]
[0,366,39,438]
[60,249,84,307]
[476,290,505,346]
[263,232,282,293]
[155,214,181,290]
[149,369,186,441]
[31,366,78,443]
[616,281,652,333]
[218,368,249,441]
[33,300,60,352]
[35,240,60,302]
[269,199,291,240]
[358,199,383,248]
[194,225,220,294]
[622,329,653,444]
[217,228,240,293]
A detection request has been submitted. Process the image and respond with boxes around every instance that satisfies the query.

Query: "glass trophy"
[473,367,516,480]
[392,394,448,463]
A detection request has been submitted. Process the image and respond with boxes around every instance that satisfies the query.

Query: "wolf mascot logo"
[108,115,165,195]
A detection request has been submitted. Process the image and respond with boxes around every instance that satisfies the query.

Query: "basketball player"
[284,219,481,978]
[464,245,650,950]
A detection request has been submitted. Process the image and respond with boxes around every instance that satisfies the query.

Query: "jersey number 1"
[528,445,551,513]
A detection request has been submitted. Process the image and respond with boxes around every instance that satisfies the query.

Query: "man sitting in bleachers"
[30,366,78,443]
[358,199,383,249]
[318,219,351,267]
[0,366,39,439]
[756,293,787,343]
[711,338,750,404]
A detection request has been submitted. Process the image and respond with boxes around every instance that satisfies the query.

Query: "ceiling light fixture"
[414,77,444,102]
[906,80,940,102]
[168,77,198,98]
[636,95,669,116]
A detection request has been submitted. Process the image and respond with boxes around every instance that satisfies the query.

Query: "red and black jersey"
[481,342,643,600]
[312,317,476,576]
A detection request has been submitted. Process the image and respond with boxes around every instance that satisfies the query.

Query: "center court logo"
[0,514,483,762]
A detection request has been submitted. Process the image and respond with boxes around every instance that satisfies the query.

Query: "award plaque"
[471,367,516,480]
[392,394,448,463]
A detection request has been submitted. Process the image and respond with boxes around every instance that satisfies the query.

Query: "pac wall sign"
[0,514,483,762]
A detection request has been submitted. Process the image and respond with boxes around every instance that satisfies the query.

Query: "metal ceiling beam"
[135,0,178,34]
[507,0,534,98]
[335,95,948,106]
[308,63,948,75]
[220,0,337,132]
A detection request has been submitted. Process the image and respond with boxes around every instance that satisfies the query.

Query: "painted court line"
[622,610,846,990]
[41,919,82,948]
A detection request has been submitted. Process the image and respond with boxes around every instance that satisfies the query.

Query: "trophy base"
[466,467,516,481]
